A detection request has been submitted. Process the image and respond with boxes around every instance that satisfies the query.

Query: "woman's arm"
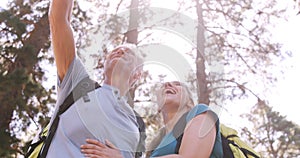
[178,112,216,158]
[156,112,217,158]
[80,139,123,158]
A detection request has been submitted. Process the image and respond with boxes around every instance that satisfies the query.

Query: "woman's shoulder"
[186,104,218,122]
[187,104,209,117]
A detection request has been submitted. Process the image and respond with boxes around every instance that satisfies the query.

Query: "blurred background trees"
[0,0,92,156]
[0,1,53,156]
[0,0,299,157]
[242,100,300,157]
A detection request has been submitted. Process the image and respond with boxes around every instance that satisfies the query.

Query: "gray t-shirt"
[46,57,139,158]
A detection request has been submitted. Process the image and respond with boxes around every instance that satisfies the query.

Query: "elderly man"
[37,0,144,157]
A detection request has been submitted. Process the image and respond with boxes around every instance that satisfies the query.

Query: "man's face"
[104,46,141,84]
[105,46,135,67]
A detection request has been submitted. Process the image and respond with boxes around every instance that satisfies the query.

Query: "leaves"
[0,10,26,39]
[0,0,52,156]
[1,0,299,157]
[242,102,300,157]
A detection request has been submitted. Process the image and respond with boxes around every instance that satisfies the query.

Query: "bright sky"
[268,15,300,124]
[0,0,8,9]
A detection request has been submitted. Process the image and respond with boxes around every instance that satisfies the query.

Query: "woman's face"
[157,81,189,112]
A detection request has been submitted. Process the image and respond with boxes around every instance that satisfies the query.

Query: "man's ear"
[133,71,142,80]
[129,71,142,87]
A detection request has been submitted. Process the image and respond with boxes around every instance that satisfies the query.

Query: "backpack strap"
[38,77,100,158]
[240,148,260,158]
[134,111,146,158]
[173,112,189,154]
[221,134,235,158]
[173,105,217,154]
[25,132,46,158]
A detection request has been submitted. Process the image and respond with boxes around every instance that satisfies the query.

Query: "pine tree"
[242,100,300,157]
[0,0,92,156]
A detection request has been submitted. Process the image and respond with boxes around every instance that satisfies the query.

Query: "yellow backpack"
[220,124,261,158]
[25,125,48,158]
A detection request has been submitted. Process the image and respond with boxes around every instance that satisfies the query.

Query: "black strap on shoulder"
[226,134,238,139]
[221,134,235,158]
[240,148,260,158]
[134,111,146,158]
[38,77,100,158]
[173,112,189,154]
[25,134,46,158]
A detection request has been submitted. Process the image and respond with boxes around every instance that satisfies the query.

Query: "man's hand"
[81,139,123,158]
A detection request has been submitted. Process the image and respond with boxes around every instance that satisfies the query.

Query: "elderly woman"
[80,81,223,158]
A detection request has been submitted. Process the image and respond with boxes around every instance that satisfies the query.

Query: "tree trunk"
[125,0,139,108]
[125,0,139,44]
[195,1,209,105]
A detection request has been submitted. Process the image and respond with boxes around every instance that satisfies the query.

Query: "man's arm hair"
[49,0,75,81]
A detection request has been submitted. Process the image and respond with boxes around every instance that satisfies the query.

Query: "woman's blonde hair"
[178,82,194,110]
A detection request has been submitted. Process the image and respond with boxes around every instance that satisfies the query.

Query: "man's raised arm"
[49,0,75,81]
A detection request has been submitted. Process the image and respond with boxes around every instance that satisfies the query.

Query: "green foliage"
[0,0,299,157]
[0,0,97,156]
[0,10,26,39]
[242,100,300,157]
[0,0,52,156]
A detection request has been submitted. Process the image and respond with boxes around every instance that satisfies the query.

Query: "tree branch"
[115,0,125,14]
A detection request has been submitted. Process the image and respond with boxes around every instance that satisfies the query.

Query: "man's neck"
[104,77,130,96]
